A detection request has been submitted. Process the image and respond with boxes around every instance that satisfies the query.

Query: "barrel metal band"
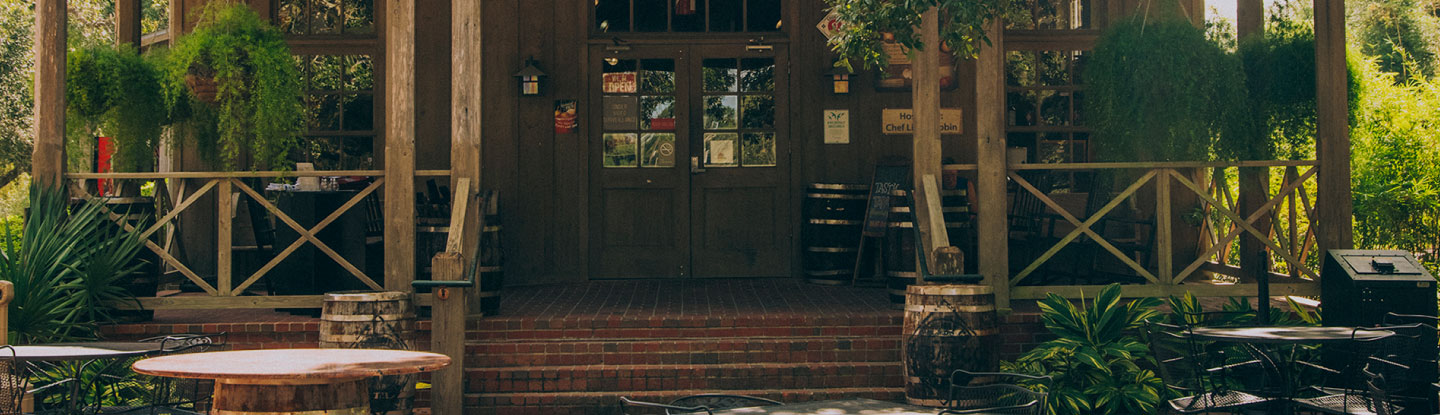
[806,246,857,253]
[808,219,861,225]
[909,286,994,295]
[805,193,868,199]
[903,304,996,313]
[805,269,850,276]
[321,314,414,322]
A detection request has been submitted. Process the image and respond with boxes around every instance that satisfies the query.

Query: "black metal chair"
[1144,321,1271,413]
[620,395,782,415]
[941,369,1049,415]
[1295,357,1409,415]
[89,333,227,415]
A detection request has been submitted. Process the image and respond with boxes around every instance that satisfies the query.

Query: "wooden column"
[975,21,1009,309]
[384,0,417,291]
[1237,0,1271,317]
[0,281,13,344]
[451,0,483,306]
[117,0,142,47]
[1314,0,1353,255]
[429,252,466,415]
[32,0,66,188]
[912,8,948,265]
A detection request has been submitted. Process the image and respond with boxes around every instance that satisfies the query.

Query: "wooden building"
[37,0,1352,411]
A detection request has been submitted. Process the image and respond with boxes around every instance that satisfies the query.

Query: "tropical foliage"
[0,186,145,344]
[163,1,304,170]
[1000,284,1165,415]
[823,0,1012,73]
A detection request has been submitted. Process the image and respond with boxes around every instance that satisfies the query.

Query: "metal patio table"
[15,342,172,414]
[1188,326,1396,414]
[682,398,946,415]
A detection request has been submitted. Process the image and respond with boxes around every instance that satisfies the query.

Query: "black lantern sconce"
[826,64,853,95]
[515,57,547,96]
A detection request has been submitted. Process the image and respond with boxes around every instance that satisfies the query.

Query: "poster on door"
[554,100,578,134]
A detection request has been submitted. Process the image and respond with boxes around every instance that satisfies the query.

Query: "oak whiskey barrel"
[212,379,370,414]
[802,184,867,285]
[320,291,416,415]
[902,284,999,407]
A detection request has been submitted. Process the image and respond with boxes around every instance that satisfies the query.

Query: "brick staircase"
[463,303,908,414]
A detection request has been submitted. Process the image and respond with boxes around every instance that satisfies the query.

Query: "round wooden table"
[132,348,450,414]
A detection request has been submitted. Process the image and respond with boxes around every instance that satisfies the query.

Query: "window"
[1006,0,1091,30]
[702,58,776,167]
[297,55,375,170]
[602,59,678,168]
[277,0,375,36]
[595,0,783,33]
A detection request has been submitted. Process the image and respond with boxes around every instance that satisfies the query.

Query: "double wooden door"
[588,43,790,278]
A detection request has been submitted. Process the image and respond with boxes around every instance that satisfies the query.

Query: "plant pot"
[184,73,219,104]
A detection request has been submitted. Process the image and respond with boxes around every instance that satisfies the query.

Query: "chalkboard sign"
[862,165,909,237]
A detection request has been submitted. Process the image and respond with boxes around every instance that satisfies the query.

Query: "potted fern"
[66,44,167,173]
[163,1,304,170]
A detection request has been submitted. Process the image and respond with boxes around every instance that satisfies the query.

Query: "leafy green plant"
[163,1,303,170]
[1086,11,1250,162]
[823,0,1014,74]
[1000,284,1165,415]
[0,185,146,344]
[65,44,167,172]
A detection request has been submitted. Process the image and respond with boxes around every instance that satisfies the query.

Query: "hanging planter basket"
[183,64,220,104]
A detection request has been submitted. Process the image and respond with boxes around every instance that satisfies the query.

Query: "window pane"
[635,0,668,32]
[1039,91,1070,126]
[311,0,341,34]
[342,0,374,34]
[640,60,675,93]
[673,0,705,32]
[703,59,737,92]
[710,0,742,31]
[640,96,676,130]
[704,96,738,129]
[310,55,344,91]
[641,133,676,167]
[279,0,306,34]
[596,0,630,32]
[347,56,374,91]
[1072,91,1085,126]
[603,133,638,167]
[309,94,342,130]
[740,58,774,92]
[1036,0,1064,29]
[342,136,375,169]
[1006,51,1035,87]
[742,132,776,166]
[740,95,774,129]
[704,133,739,167]
[1038,51,1070,86]
[603,60,638,94]
[1007,91,1036,127]
[342,94,374,131]
[304,138,342,170]
[746,0,783,31]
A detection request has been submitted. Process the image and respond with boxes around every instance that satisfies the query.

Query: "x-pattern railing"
[1006,161,1320,289]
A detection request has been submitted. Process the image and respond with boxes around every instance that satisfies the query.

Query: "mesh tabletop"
[12,342,167,361]
[689,398,942,415]
[1188,326,1394,344]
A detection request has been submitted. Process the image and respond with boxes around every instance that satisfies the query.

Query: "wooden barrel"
[320,291,416,415]
[902,284,999,407]
[885,206,918,307]
[478,197,505,315]
[212,379,370,414]
[802,184,867,285]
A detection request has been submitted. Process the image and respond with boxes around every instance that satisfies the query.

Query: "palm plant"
[1001,284,1165,415]
[0,185,147,344]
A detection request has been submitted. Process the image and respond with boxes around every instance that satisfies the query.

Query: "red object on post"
[96,136,114,195]
[676,0,696,15]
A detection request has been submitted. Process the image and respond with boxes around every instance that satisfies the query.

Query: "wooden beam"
[429,252,466,415]
[919,175,948,266]
[1237,0,1264,41]
[912,8,948,263]
[1237,0,1271,318]
[451,0,484,308]
[385,0,418,292]
[32,0,66,188]
[112,294,435,310]
[975,20,1009,309]
[1010,282,1320,300]
[217,179,233,296]
[116,0,142,47]
[1314,0,1353,255]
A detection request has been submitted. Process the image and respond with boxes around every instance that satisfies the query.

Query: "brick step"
[466,387,907,415]
[469,314,902,341]
[466,337,901,367]
[466,362,903,393]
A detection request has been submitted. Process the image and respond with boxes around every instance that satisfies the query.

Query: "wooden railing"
[945,160,1323,300]
[64,169,450,309]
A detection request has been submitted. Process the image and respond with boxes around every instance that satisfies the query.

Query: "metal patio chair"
[89,333,226,415]
[1144,321,1271,413]
[942,369,1049,415]
[620,394,782,415]
[1296,357,1409,415]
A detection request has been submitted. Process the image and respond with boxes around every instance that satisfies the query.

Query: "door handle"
[690,157,706,174]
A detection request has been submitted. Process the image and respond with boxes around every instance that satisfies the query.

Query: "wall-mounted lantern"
[515,57,547,96]
[826,65,853,95]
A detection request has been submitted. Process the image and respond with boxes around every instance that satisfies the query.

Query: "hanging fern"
[65,44,165,172]
[823,0,1015,74]
[163,1,303,171]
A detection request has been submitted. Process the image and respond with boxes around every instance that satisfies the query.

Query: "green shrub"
[65,44,167,172]
[1000,284,1165,415]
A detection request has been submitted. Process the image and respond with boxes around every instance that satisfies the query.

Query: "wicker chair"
[941,369,1049,415]
[0,346,25,415]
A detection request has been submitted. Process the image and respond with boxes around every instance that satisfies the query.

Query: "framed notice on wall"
[875,35,957,92]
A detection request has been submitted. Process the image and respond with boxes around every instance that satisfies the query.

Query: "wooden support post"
[429,252,466,415]
[384,0,417,292]
[912,8,948,263]
[1156,170,1174,283]
[451,0,484,312]
[116,0,141,47]
[1314,0,1353,255]
[32,0,66,188]
[0,280,12,344]
[1238,0,1272,320]
[975,20,1010,309]
[217,179,233,296]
